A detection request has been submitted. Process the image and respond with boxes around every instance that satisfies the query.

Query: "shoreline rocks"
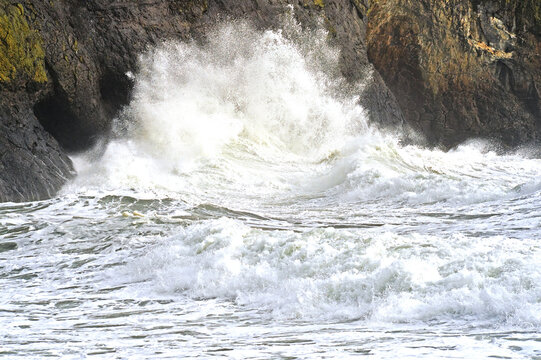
[1,0,539,202]
[366,0,540,147]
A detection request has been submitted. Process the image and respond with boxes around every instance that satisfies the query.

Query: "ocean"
[1,21,540,359]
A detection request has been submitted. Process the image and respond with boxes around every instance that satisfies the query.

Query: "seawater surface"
[1,21,541,359]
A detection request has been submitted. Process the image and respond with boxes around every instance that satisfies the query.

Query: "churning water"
[1,21,540,359]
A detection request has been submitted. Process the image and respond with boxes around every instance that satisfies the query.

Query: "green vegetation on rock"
[313,0,325,8]
[0,1,47,83]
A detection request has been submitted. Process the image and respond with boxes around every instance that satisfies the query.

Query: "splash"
[123,21,365,162]
[67,20,541,208]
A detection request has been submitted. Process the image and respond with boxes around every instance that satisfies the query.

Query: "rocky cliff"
[366,0,540,146]
[1,0,539,202]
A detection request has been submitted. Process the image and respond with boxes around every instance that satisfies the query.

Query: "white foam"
[116,217,541,325]
[67,21,363,200]
[65,21,541,211]
[63,19,541,327]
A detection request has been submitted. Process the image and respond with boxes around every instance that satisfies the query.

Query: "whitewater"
[1,20,540,359]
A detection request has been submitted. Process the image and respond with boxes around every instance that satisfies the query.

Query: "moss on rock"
[0,1,47,84]
[313,0,325,8]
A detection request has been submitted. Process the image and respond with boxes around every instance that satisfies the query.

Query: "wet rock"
[0,1,73,202]
[366,0,540,147]
[0,93,74,202]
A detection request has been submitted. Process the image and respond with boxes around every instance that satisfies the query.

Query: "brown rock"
[366,0,541,147]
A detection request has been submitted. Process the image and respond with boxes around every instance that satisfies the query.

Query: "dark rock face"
[366,0,541,147]
[0,1,73,202]
[0,94,73,202]
[1,0,403,202]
